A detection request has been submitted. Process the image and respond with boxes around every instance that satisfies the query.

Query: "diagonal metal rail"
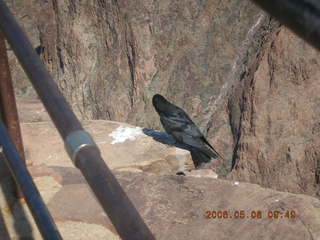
[0,1,155,239]
[250,0,320,51]
[0,120,63,239]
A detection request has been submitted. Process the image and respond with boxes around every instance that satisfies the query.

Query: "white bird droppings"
[109,126,144,144]
[233,181,240,186]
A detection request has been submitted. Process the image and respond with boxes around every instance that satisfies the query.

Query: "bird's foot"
[176,170,190,176]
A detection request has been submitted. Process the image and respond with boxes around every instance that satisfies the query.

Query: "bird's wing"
[172,130,218,159]
[160,107,225,160]
[174,110,225,160]
[160,108,203,136]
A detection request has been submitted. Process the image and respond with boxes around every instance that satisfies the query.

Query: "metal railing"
[0,28,25,198]
[0,120,63,239]
[0,0,155,239]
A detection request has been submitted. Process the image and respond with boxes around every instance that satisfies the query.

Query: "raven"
[152,94,224,168]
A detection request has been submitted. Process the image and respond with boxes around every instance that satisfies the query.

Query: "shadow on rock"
[142,128,193,175]
[0,153,34,239]
[142,128,191,151]
[143,128,231,176]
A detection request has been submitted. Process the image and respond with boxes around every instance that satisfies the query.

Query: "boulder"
[1,165,319,239]
[21,120,194,174]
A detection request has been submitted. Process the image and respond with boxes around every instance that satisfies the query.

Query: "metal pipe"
[0,1,155,239]
[0,29,25,198]
[0,30,25,161]
[75,148,156,240]
[0,120,63,239]
[0,1,81,139]
[250,0,320,50]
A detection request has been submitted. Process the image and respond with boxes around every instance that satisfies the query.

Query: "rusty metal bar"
[0,29,25,199]
[0,30,26,162]
[0,30,25,162]
[0,1,155,239]
[250,0,320,50]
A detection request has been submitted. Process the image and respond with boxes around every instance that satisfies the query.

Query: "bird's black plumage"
[152,94,224,167]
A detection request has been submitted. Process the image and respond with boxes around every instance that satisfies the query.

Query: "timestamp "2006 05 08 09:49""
[204,210,297,220]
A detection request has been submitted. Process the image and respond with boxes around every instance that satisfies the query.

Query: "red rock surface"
[228,27,320,196]
[5,165,320,240]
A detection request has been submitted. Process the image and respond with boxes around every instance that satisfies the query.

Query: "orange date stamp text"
[204,210,297,220]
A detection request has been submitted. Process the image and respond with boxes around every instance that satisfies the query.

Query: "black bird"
[152,94,224,168]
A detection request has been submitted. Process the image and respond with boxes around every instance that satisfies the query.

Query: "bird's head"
[152,94,174,115]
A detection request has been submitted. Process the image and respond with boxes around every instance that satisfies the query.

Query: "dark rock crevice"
[227,18,281,171]
[124,23,137,107]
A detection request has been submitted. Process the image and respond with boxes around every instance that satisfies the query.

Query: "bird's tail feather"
[201,137,225,161]
[190,149,212,168]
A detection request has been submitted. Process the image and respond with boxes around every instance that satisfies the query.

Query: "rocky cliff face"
[228,27,320,196]
[6,0,320,196]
